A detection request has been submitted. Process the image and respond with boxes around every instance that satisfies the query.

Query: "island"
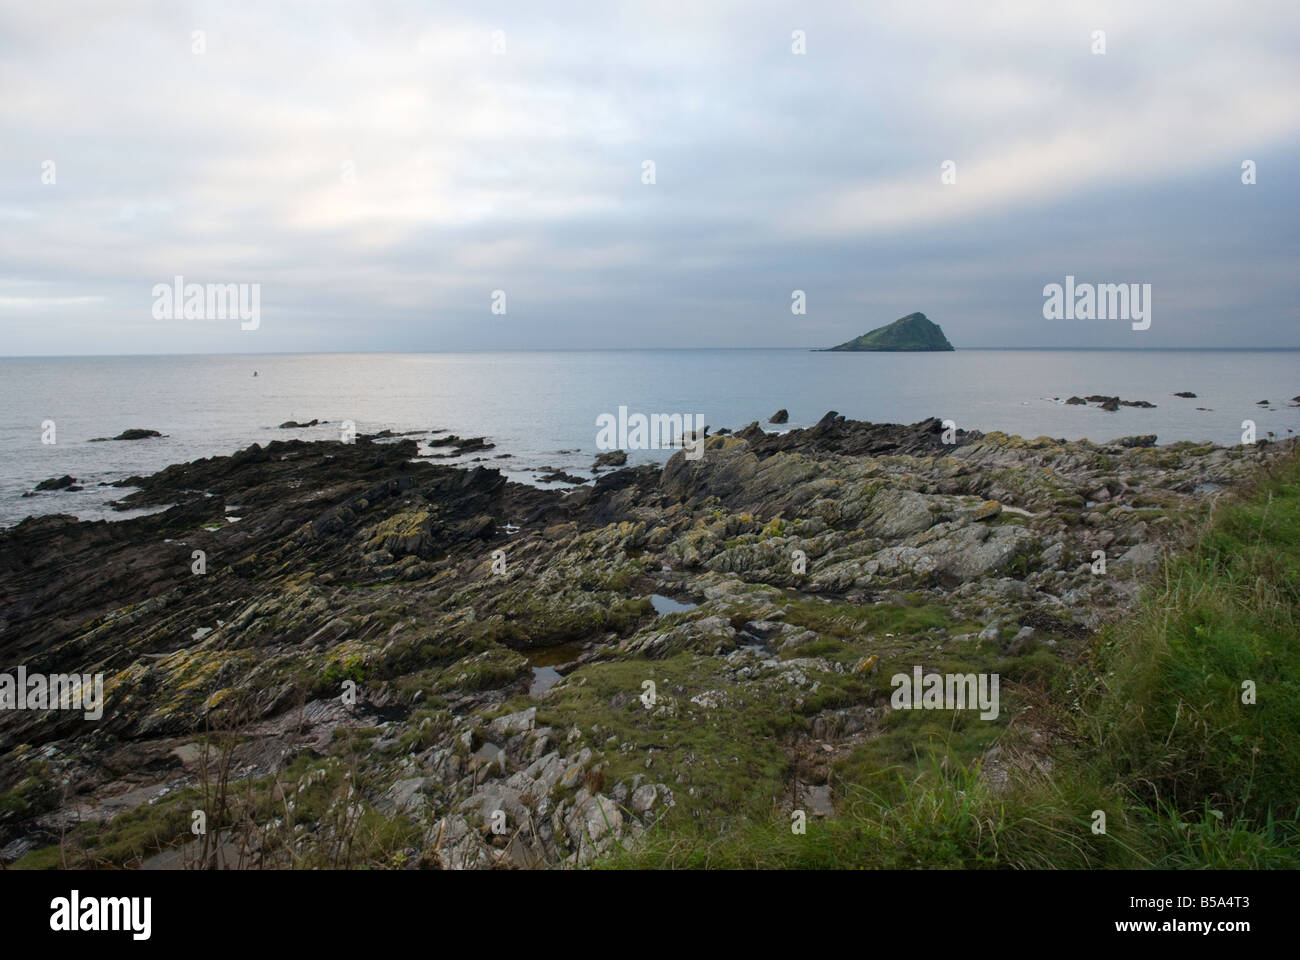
[822,312,955,351]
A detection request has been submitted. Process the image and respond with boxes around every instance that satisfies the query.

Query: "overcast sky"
[2,0,1298,354]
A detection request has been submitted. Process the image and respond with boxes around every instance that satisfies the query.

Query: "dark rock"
[1116,435,1157,448]
[592,451,627,470]
[278,419,320,429]
[768,409,789,424]
[34,475,78,491]
[427,435,495,456]
[538,469,588,485]
[1065,396,1087,405]
[88,428,163,442]
[1173,391,1197,398]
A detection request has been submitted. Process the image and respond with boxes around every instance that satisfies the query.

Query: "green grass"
[605,446,1300,868]
[1085,452,1300,825]
[531,653,801,823]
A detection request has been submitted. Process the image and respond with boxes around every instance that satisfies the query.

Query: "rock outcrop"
[0,417,1288,870]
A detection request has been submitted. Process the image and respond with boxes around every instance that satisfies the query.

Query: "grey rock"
[377,776,434,817]
[1115,542,1161,570]
[488,707,536,739]
[801,783,834,817]
[630,783,659,813]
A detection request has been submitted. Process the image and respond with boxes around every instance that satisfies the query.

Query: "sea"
[1,349,1296,528]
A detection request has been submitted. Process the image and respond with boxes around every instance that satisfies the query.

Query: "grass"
[1084,450,1300,826]
[531,653,799,824]
[604,445,1300,868]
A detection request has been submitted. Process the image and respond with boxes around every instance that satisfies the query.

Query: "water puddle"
[650,593,697,616]
[526,642,585,696]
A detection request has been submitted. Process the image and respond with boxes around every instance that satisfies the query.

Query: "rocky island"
[0,416,1293,869]
[823,312,955,351]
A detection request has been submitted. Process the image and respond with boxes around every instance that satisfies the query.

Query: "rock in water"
[823,312,955,352]
[593,450,628,470]
[768,409,789,424]
[88,428,163,442]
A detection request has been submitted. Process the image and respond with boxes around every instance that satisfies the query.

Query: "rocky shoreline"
[0,414,1290,868]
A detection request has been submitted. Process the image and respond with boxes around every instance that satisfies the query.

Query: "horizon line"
[3,346,1300,360]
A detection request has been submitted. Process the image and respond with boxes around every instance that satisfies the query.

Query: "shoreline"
[5,404,1281,531]
[0,413,1293,868]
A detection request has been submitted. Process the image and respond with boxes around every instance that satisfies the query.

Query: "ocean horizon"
[3,348,1296,527]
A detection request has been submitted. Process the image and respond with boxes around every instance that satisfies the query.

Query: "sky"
[1,0,1298,355]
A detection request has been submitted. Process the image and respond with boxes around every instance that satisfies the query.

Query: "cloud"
[0,0,1297,353]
